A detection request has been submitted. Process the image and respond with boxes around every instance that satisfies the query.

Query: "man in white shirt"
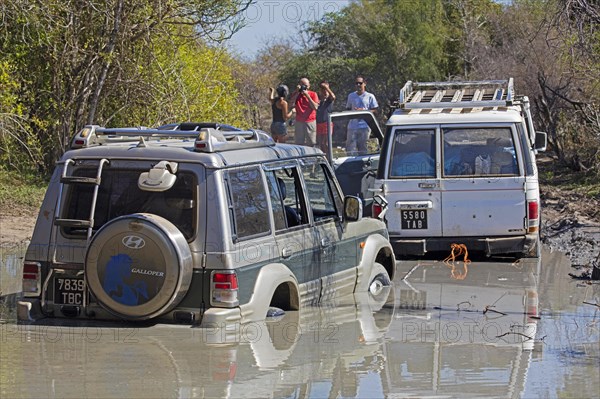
[345,75,378,155]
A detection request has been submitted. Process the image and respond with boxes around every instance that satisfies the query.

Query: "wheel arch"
[239,263,300,323]
[355,233,396,292]
[375,246,396,282]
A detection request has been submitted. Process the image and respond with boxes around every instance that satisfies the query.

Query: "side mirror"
[534,132,547,152]
[343,196,363,222]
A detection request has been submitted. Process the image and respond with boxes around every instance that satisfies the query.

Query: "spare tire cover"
[85,213,193,320]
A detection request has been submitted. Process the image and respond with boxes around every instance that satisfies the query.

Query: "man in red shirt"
[290,77,319,147]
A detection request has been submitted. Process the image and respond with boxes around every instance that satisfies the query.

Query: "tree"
[232,39,297,129]
[472,0,600,174]
[0,0,251,173]
[278,0,464,118]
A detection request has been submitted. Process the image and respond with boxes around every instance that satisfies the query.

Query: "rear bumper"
[390,234,537,257]
[17,297,241,329]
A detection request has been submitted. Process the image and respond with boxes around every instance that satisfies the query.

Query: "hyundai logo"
[122,235,145,249]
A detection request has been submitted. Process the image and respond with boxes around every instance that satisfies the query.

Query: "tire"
[367,262,391,296]
[364,262,393,315]
[85,213,193,320]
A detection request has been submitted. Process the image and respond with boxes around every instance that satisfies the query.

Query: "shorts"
[317,122,328,136]
[270,121,287,136]
[294,121,317,146]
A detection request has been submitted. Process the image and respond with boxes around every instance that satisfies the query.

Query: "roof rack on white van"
[398,78,515,109]
[69,124,275,153]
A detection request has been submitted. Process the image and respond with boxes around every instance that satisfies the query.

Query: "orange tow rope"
[443,243,472,280]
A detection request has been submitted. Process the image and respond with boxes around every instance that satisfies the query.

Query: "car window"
[264,171,288,231]
[301,162,342,222]
[267,167,308,229]
[226,166,270,240]
[389,129,436,178]
[443,127,518,177]
[63,169,196,239]
[516,123,534,176]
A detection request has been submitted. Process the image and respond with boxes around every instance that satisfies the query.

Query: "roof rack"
[70,124,275,153]
[398,78,515,110]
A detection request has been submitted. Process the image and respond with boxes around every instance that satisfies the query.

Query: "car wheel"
[85,213,193,320]
[368,262,391,296]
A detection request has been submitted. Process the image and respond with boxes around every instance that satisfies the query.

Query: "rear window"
[443,127,518,177]
[63,169,196,239]
[389,129,436,178]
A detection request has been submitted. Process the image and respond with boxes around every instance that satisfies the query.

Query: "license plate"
[54,277,85,305]
[401,210,428,229]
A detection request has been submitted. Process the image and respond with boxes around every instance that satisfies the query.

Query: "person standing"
[345,75,378,155]
[316,81,336,154]
[290,77,319,147]
[269,84,292,143]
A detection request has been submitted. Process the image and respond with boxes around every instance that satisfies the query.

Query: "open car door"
[327,111,384,217]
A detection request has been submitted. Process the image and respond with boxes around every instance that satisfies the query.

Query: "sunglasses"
[355,81,365,85]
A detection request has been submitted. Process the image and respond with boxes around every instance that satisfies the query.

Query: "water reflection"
[385,256,541,397]
[1,251,599,398]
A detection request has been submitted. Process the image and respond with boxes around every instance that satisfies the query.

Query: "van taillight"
[527,201,539,233]
[372,203,383,219]
[211,271,239,307]
[22,261,41,296]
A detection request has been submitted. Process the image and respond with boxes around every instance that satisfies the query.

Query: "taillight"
[22,261,41,296]
[527,201,539,233]
[372,203,383,219]
[526,290,539,318]
[211,271,239,307]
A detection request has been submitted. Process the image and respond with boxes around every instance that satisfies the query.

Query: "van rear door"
[380,126,442,236]
[440,124,527,237]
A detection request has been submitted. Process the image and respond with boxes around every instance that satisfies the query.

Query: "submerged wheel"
[367,262,391,296]
[85,213,193,320]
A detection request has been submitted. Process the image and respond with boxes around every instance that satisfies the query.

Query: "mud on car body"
[18,123,395,325]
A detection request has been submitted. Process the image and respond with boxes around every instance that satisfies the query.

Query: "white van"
[372,79,547,257]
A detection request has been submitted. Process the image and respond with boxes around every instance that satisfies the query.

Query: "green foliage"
[275,0,599,176]
[279,0,470,116]
[102,28,247,128]
[0,0,250,174]
[0,62,44,173]
[0,168,47,209]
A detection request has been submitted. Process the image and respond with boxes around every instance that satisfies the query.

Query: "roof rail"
[70,124,275,153]
[398,78,515,110]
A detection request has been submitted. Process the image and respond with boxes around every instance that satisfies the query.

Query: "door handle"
[281,248,293,258]
[418,182,437,189]
[321,238,331,247]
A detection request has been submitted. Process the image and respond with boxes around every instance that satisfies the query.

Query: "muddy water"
[0,243,26,298]
[1,249,598,398]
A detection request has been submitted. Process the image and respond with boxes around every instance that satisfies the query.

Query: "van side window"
[389,129,436,178]
[516,123,534,176]
[443,127,518,176]
[269,167,308,229]
[301,162,341,222]
[227,166,270,239]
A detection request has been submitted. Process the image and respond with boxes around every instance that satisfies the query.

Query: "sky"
[227,0,351,58]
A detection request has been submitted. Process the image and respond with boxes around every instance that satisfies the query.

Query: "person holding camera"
[269,84,292,143]
[316,81,336,154]
[345,75,378,155]
[290,77,319,147]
